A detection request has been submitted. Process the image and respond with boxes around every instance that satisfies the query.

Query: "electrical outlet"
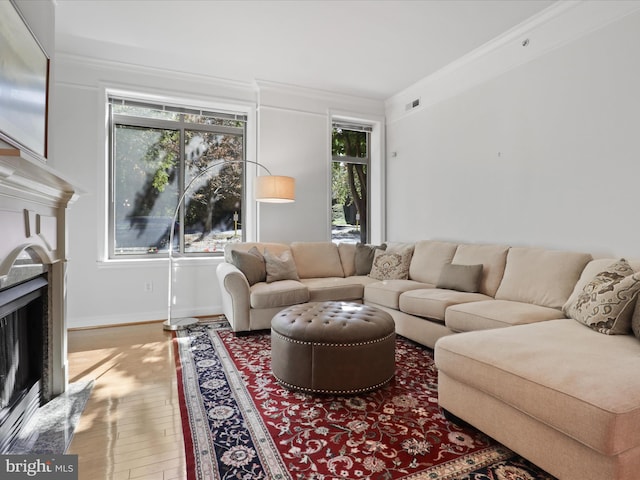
[144,281,153,293]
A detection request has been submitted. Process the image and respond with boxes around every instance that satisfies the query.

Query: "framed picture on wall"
[0,0,49,161]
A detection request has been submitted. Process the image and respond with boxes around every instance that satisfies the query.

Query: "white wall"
[385,8,640,258]
[52,58,383,327]
[257,82,385,243]
[257,107,328,242]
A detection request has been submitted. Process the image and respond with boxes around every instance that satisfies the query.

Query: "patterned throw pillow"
[263,249,300,283]
[369,249,412,280]
[632,299,640,340]
[564,259,640,335]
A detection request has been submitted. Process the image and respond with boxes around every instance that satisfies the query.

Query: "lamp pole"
[163,159,294,331]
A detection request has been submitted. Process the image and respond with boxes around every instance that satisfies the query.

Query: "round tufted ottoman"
[271,301,396,394]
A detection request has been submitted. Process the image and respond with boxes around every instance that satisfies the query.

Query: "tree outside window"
[109,98,246,257]
[331,124,370,244]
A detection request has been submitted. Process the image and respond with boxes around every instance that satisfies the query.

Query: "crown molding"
[256,79,384,116]
[256,79,380,104]
[386,0,640,123]
[56,52,256,92]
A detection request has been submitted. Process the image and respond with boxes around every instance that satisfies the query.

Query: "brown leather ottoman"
[270,301,396,394]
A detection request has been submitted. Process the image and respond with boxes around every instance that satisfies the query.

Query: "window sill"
[97,256,225,269]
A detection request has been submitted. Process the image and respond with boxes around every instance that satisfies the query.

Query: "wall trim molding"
[385,0,640,123]
[56,52,256,91]
[257,79,381,105]
[69,305,222,329]
[257,103,327,119]
[256,79,384,116]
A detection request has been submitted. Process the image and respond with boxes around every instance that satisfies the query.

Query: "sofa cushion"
[494,247,592,309]
[564,259,640,335]
[369,249,412,280]
[231,246,266,286]
[408,240,458,284]
[436,263,483,293]
[264,249,300,283]
[435,319,640,456]
[355,243,387,275]
[250,280,309,309]
[399,289,491,321]
[385,242,415,255]
[364,279,432,310]
[337,243,356,277]
[445,299,565,332]
[290,242,344,279]
[300,277,366,302]
[451,244,509,297]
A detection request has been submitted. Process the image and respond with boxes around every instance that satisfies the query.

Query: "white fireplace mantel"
[0,140,82,398]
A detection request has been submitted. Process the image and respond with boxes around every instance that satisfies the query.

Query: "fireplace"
[0,142,79,453]
[0,260,47,452]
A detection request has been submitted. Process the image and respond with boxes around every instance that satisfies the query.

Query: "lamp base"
[163,317,199,331]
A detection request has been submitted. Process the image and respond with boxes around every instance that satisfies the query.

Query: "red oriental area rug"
[174,320,555,480]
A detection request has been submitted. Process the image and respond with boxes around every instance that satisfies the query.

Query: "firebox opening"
[0,248,48,453]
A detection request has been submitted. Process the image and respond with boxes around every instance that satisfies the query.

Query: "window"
[331,122,371,244]
[108,96,247,258]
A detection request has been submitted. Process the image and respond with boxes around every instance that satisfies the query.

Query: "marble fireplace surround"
[0,141,80,400]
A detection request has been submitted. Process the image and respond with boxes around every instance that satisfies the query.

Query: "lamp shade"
[255,175,295,203]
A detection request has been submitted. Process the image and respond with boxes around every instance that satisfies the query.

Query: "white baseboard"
[68,304,223,329]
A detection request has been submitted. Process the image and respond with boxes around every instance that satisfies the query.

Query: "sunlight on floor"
[67,322,186,480]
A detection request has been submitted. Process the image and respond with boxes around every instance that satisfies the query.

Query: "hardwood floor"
[67,322,187,480]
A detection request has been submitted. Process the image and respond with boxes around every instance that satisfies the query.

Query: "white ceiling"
[55,0,555,100]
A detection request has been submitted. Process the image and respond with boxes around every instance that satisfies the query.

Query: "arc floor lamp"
[163,160,295,331]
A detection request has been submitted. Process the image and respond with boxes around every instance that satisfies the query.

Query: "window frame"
[107,94,249,260]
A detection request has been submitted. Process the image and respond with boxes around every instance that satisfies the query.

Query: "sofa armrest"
[216,262,251,332]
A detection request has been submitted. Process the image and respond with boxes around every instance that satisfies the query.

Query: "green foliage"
[332,128,367,158]
[147,131,179,193]
[332,162,349,205]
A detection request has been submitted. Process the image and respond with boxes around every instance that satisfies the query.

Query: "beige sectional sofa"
[218,240,591,346]
[216,240,640,480]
